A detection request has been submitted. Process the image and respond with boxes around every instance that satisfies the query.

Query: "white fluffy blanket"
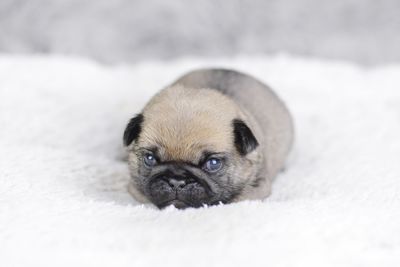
[1,55,399,267]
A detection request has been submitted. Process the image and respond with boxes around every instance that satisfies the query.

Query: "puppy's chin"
[159,200,190,209]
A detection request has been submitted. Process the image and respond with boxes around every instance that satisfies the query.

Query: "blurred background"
[0,0,399,65]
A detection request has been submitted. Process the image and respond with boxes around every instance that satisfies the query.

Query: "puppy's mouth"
[146,174,213,209]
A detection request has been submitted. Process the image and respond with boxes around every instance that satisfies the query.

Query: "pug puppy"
[123,69,293,209]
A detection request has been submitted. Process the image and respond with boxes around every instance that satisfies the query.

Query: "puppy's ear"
[123,114,144,146]
[233,119,259,155]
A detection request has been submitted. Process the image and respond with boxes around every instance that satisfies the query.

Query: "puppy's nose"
[167,178,187,189]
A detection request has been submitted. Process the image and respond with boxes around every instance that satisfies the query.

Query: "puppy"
[123,69,293,209]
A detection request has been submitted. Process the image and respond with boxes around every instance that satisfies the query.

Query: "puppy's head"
[124,86,262,209]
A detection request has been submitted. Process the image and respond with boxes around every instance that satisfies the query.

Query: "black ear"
[123,114,144,146]
[233,119,259,155]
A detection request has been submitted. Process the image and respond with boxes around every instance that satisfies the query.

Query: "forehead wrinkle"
[141,131,229,162]
[141,118,233,162]
[156,139,222,162]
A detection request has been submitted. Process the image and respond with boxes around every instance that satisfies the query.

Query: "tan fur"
[138,86,244,162]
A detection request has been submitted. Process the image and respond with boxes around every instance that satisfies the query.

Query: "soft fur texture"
[1,55,400,266]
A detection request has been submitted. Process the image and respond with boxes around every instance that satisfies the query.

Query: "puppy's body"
[171,69,294,199]
[124,69,293,209]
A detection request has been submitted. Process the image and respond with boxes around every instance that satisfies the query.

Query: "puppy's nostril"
[168,178,187,189]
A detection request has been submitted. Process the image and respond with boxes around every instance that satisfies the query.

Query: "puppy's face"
[124,87,262,209]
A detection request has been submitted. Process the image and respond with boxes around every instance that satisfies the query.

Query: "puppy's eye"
[143,153,157,167]
[204,158,222,172]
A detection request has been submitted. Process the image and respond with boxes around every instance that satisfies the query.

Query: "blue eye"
[205,158,222,172]
[144,153,157,167]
